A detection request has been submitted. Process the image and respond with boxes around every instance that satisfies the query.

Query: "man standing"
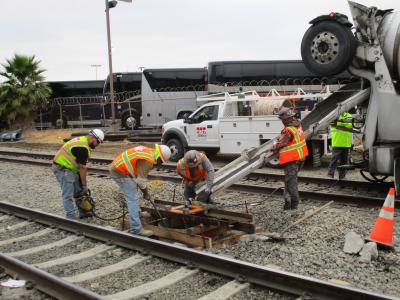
[177,150,215,204]
[328,112,353,179]
[52,129,105,219]
[109,144,171,236]
[270,107,308,210]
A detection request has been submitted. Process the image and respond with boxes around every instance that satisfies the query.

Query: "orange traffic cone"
[368,187,395,248]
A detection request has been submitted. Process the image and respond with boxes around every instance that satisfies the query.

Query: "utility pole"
[105,0,116,131]
[91,64,102,80]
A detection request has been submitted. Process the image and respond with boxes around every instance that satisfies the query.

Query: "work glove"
[142,189,151,200]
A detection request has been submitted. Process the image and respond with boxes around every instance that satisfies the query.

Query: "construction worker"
[109,144,171,236]
[269,107,308,210]
[177,150,215,204]
[328,112,353,179]
[52,129,105,219]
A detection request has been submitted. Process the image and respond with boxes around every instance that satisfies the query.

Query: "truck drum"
[301,20,356,76]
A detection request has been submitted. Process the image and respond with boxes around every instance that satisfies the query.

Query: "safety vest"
[177,153,208,182]
[53,136,92,173]
[279,126,309,165]
[112,146,155,178]
[331,112,353,148]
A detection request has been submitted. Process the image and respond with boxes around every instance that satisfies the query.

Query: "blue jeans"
[52,165,84,219]
[110,174,142,234]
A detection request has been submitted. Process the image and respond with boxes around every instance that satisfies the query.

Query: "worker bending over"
[328,112,353,180]
[177,150,215,204]
[269,107,308,210]
[109,144,171,236]
[52,129,105,219]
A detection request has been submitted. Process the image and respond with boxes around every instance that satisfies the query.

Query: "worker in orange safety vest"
[177,150,215,205]
[109,144,171,236]
[268,107,308,210]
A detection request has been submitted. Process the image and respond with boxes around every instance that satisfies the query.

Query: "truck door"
[186,104,220,147]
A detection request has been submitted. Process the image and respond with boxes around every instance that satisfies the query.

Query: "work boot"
[136,229,153,237]
[327,173,334,179]
[79,213,93,219]
[283,201,291,210]
[291,202,298,210]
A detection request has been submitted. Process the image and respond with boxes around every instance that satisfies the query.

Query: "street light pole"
[90,64,102,80]
[105,0,116,131]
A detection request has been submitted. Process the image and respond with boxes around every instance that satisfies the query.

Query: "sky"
[1,0,399,81]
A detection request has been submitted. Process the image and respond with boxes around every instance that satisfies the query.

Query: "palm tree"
[0,54,51,129]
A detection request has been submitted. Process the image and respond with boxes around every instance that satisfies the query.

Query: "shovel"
[263,200,334,241]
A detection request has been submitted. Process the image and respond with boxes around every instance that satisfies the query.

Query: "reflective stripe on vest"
[279,126,309,165]
[331,112,353,148]
[112,146,155,177]
[177,153,208,182]
[53,136,92,173]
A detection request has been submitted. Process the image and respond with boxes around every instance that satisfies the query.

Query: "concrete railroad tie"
[6,235,82,257]
[35,244,115,269]
[107,267,199,300]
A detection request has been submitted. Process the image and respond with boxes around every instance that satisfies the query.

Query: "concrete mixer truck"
[193,1,400,199]
[300,1,400,193]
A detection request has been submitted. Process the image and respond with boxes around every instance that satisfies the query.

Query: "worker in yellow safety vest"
[52,129,105,219]
[109,144,171,236]
[176,150,215,205]
[328,112,353,179]
[269,107,308,210]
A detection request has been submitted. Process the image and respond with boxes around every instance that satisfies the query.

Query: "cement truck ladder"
[196,81,371,198]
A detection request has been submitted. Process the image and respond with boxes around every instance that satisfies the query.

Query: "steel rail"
[0,201,397,300]
[0,253,105,300]
[0,148,393,192]
[0,155,393,207]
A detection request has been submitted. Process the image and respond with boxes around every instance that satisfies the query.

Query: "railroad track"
[0,149,395,207]
[0,201,397,300]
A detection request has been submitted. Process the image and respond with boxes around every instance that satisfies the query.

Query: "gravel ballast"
[0,156,399,298]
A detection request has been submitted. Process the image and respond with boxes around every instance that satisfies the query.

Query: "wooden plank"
[143,224,212,249]
[142,206,255,234]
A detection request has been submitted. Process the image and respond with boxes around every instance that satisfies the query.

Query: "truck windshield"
[191,105,219,123]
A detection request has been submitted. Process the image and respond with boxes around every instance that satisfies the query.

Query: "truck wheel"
[122,112,139,130]
[166,138,184,162]
[301,21,356,76]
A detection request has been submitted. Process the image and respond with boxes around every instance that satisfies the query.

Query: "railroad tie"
[107,267,199,300]
[35,244,116,269]
[196,280,250,300]
[0,220,31,233]
[0,214,12,222]
[63,254,150,283]
[5,235,82,257]
[0,228,55,247]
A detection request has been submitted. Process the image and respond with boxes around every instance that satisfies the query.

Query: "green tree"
[0,54,51,129]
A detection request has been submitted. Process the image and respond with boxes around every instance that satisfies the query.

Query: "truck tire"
[301,20,356,76]
[166,138,184,162]
[122,111,139,130]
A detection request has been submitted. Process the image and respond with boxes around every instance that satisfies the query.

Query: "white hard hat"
[155,144,171,162]
[89,129,105,143]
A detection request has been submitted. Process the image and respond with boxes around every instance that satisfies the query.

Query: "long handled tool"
[263,201,334,241]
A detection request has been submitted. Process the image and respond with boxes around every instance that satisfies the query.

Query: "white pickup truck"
[161,91,328,165]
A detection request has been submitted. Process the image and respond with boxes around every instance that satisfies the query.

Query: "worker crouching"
[177,150,215,205]
[109,144,171,237]
[52,129,105,219]
[269,107,308,210]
